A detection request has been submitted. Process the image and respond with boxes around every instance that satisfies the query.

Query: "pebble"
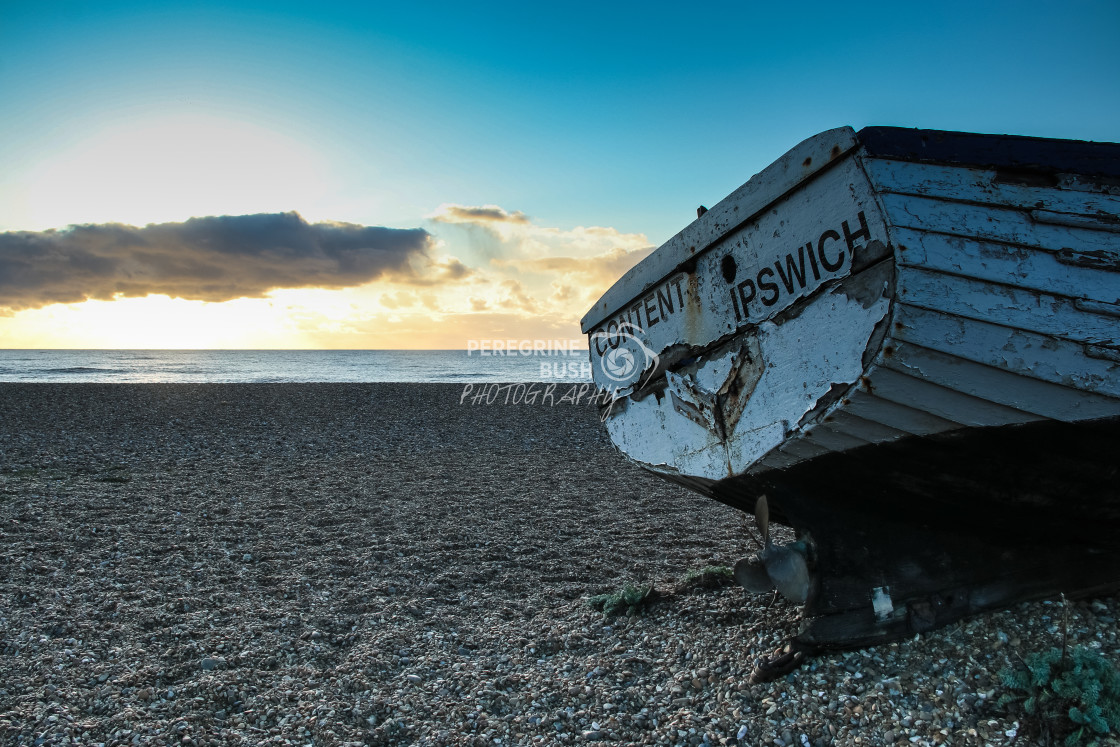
[0,383,1117,746]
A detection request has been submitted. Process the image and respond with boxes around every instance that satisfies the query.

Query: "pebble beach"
[1,383,1117,746]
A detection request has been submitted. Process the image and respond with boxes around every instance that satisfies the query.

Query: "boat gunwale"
[857,126,1120,179]
[580,127,860,332]
[584,126,1120,335]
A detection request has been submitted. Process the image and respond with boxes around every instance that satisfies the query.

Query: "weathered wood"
[795,421,874,452]
[883,342,1120,420]
[582,127,860,332]
[775,437,832,460]
[836,389,960,436]
[892,304,1120,398]
[585,126,1120,648]
[854,366,1044,428]
[584,155,890,399]
[857,126,1120,179]
[893,228,1120,305]
[897,266,1120,344]
[814,409,911,443]
[880,192,1117,254]
[755,450,801,471]
[862,157,1120,218]
[1032,208,1120,233]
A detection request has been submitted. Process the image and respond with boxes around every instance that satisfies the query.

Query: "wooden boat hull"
[582,126,1120,647]
[682,416,1120,648]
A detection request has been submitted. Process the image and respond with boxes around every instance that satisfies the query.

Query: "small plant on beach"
[679,565,735,590]
[588,584,655,617]
[998,645,1120,745]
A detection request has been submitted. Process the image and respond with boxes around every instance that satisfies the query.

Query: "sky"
[1,0,1118,349]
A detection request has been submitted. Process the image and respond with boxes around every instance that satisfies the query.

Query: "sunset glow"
[2,2,1117,349]
[24,115,330,232]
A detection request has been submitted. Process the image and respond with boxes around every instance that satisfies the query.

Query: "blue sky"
[1,0,1118,347]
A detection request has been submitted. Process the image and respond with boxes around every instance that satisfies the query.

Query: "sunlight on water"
[0,350,594,384]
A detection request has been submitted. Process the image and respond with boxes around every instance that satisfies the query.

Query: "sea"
[0,349,594,384]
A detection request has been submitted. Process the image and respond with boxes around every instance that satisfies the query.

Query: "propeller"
[733,495,810,604]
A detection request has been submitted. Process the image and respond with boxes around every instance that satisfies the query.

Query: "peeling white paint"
[586,127,1120,485]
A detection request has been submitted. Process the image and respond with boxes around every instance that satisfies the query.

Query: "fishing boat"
[582,126,1120,657]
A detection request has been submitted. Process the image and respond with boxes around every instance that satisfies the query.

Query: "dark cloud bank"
[0,212,433,310]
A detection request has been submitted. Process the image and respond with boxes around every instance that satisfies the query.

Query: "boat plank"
[898,266,1120,344]
[883,342,1120,420]
[798,422,874,452]
[777,438,832,460]
[758,409,914,469]
[862,158,1120,217]
[879,192,1118,253]
[1032,209,1120,234]
[839,390,959,436]
[863,366,1044,427]
[857,126,1120,180]
[893,228,1120,306]
[893,304,1120,398]
[818,409,912,442]
[755,450,802,471]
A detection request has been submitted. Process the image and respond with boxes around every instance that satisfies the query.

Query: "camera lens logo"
[591,323,659,384]
[603,346,637,380]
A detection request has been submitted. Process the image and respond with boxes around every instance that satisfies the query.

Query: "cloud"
[282,309,583,350]
[379,291,420,309]
[0,202,656,348]
[551,282,575,302]
[430,204,531,225]
[492,245,656,302]
[401,256,476,286]
[499,279,539,313]
[429,203,654,271]
[497,245,655,278]
[0,212,435,311]
[418,203,656,333]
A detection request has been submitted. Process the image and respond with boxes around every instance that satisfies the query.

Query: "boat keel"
[723,417,1120,650]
